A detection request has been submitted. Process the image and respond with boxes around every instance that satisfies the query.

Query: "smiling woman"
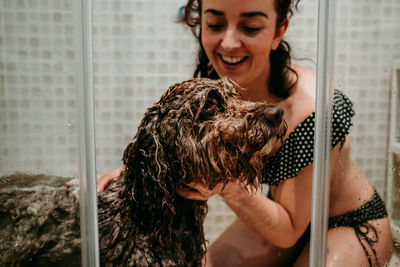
[200,0,286,99]
[179,0,393,266]
[1,0,399,266]
[185,0,299,100]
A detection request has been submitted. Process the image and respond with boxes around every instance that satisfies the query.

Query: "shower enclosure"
[1,0,399,266]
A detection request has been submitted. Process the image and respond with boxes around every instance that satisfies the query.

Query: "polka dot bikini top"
[263,90,355,185]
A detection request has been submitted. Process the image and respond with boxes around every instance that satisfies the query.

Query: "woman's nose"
[220,28,241,50]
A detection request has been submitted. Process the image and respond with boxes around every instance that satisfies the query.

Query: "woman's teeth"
[221,55,246,64]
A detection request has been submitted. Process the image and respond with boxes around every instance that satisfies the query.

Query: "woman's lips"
[219,54,248,66]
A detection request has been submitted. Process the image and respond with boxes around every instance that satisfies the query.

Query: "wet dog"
[0,78,286,266]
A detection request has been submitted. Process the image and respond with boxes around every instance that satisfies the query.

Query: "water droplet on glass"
[65,0,72,9]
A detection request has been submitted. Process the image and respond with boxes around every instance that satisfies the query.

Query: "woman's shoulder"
[292,64,316,103]
[287,66,354,137]
[281,65,316,135]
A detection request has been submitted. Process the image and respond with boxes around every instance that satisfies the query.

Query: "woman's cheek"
[201,31,213,53]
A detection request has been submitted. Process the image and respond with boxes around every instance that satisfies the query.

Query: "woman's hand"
[176,181,224,201]
[176,180,246,201]
[96,167,124,192]
[65,167,124,192]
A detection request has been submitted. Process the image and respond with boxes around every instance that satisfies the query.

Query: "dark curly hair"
[183,0,301,98]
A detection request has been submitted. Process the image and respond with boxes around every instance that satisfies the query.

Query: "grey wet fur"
[0,78,286,266]
[0,173,82,266]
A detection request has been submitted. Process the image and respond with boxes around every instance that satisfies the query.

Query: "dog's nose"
[263,105,284,124]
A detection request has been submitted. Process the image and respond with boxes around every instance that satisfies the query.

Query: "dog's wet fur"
[0,78,286,266]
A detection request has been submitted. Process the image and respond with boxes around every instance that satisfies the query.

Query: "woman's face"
[201,0,287,92]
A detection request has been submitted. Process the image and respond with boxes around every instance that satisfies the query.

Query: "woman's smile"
[201,0,287,93]
[220,54,248,65]
[218,54,249,71]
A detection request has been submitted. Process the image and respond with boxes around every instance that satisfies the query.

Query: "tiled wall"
[0,0,79,174]
[91,0,197,171]
[1,0,399,243]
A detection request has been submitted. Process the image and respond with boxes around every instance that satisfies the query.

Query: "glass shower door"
[0,0,98,265]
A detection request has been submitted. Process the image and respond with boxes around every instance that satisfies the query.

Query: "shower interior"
[0,0,399,265]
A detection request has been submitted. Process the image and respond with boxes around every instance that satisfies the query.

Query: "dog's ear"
[121,105,177,245]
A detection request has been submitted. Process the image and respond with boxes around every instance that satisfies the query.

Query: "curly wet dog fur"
[0,78,286,266]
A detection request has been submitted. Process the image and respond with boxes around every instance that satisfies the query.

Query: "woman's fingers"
[176,186,210,201]
[96,167,124,192]
[65,167,123,192]
[65,175,109,192]
[65,178,79,187]
[176,181,224,201]
[97,174,114,192]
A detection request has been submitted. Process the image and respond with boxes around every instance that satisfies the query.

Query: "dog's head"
[124,77,286,188]
[119,77,286,264]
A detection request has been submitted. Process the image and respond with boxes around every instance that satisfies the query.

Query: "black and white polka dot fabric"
[263,90,355,185]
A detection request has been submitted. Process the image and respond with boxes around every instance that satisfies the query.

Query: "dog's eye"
[203,90,224,115]
[204,98,218,113]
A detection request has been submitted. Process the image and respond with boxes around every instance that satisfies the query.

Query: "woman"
[93,0,393,265]
[175,0,393,266]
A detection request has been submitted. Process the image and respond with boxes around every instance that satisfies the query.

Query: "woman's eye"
[207,24,224,32]
[243,26,261,34]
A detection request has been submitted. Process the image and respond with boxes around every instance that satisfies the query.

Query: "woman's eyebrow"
[204,9,224,16]
[241,11,269,19]
[203,9,268,19]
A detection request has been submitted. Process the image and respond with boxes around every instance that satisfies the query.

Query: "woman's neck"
[239,80,283,104]
[241,63,300,103]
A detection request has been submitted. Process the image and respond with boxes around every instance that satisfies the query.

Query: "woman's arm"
[221,163,314,248]
[178,145,344,248]
[177,167,313,248]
